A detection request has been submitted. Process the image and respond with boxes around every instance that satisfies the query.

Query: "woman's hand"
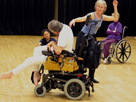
[47,41,53,51]
[113,0,118,7]
[69,19,75,28]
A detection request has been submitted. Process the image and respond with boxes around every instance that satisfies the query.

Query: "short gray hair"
[112,12,120,18]
[94,0,107,14]
[48,20,63,32]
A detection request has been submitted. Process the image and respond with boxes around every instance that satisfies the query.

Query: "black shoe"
[92,79,99,83]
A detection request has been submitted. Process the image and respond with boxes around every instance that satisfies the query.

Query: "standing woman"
[69,0,118,83]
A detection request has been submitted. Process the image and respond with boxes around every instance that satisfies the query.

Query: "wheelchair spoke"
[124,53,128,59]
[117,51,121,54]
[122,54,124,61]
[119,53,122,59]
[123,42,126,49]
[125,44,130,50]
[118,46,122,50]
[125,51,131,53]
[121,43,123,49]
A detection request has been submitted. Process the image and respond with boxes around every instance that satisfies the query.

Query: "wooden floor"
[0,35,136,102]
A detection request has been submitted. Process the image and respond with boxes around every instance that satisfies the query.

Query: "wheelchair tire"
[34,84,46,97]
[107,56,112,64]
[116,39,131,63]
[64,78,86,100]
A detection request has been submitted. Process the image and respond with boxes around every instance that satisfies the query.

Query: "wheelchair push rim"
[64,78,86,100]
[116,39,131,63]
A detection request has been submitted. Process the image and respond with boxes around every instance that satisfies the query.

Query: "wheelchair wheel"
[64,78,86,100]
[116,39,131,63]
[34,84,46,97]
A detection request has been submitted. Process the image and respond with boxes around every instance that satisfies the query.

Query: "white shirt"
[57,24,74,52]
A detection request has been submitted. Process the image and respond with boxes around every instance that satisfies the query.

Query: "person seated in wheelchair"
[103,13,123,64]
[0,20,74,86]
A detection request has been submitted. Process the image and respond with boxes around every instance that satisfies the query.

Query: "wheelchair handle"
[77,57,83,61]
[122,26,128,39]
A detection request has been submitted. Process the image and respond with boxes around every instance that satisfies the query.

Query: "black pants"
[75,31,96,80]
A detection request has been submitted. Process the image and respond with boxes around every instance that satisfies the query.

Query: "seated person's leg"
[0,55,47,84]
[103,39,118,64]
[33,71,41,86]
[33,45,47,56]
[0,71,13,79]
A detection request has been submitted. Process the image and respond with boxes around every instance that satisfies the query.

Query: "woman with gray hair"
[69,0,119,83]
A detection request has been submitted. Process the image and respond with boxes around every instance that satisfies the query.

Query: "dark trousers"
[75,31,96,80]
[103,38,118,58]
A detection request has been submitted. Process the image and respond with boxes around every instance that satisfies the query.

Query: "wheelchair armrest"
[61,50,75,57]
[42,50,53,56]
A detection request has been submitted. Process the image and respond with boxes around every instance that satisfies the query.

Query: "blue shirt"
[81,12,103,35]
[40,38,56,46]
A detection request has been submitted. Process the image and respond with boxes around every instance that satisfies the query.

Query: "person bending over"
[0,20,74,86]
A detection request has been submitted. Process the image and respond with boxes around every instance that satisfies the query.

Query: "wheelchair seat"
[42,50,84,72]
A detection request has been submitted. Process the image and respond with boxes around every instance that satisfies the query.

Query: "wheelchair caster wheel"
[107,56,112,64]
[34,84,46,97]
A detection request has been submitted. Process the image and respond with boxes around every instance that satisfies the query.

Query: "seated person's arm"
[37,42,42,46]
[106,23,113,34]
[112,24,123,35]
[112,30,120,35]
[106,24,122,35]
[47,41,63,55]
[107,29,120,35]
[106,29,113,34]
[53,38,57,44]
[38,38,44,46]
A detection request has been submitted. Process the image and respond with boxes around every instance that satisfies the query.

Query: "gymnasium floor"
[0,35,136,102]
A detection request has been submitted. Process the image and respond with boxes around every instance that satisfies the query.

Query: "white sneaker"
[103,58,107,64]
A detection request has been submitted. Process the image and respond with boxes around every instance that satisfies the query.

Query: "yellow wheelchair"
[33,14,104,100]
[34,50,94,100]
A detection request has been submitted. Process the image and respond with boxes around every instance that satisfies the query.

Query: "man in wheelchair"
[33,20,74,86]
[33,20,95,99]
[0,20,74,85]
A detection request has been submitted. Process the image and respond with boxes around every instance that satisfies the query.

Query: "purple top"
[106,21,123,41]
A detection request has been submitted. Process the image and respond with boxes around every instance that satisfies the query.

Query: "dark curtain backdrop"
[58,0,136,37]
[0,0,55,35]
[0,0,135,36]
